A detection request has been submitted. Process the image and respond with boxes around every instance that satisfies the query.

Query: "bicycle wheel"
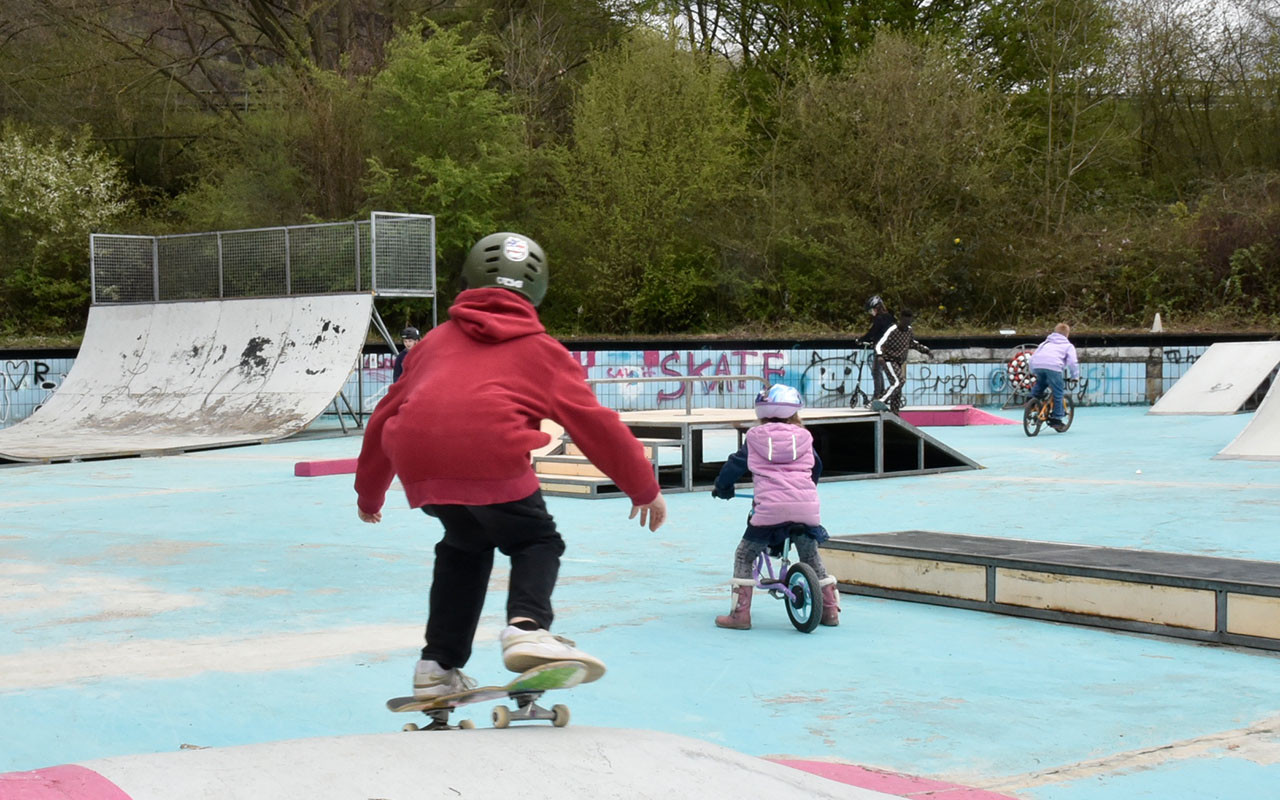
[1057,394,1075,432]
[1022,399,1043,437]
[783,563,822,633]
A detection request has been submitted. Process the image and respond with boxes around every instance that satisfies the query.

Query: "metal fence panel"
[89,214,430,304]
[372,212,435,296]
[157,233,221,300]
[91,234,155,304]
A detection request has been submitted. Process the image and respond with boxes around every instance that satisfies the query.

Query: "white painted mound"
[62,728,891,800]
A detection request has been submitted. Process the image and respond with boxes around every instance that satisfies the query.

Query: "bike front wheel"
[1022,399,1043,437]
[784,563,822,633]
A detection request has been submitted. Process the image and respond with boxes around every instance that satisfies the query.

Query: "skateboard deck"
[386,660,588,730]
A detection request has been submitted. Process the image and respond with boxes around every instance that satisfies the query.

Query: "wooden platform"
[535,408,980,497]
[822,530,1280,651]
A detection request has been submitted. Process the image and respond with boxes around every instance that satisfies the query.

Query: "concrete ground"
[2,407,1278,799]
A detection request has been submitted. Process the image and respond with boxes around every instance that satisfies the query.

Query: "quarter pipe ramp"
[0,295,372,463]
[1149,341,1280,415]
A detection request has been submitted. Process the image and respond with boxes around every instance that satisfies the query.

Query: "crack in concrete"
[980,714,1280,791]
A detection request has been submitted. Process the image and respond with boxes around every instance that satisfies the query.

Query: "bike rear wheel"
[1022,398,1044,437]
[784,563,822,633]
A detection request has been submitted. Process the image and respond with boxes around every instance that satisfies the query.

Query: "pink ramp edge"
[772,759,1019,800]
[0,765,132,800]
[899,406,1017,427]
[294,457,359,477]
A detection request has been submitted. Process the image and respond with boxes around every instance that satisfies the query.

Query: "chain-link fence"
[90,213,434,304]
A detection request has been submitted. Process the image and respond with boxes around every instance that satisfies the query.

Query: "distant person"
[855,295,895,408]
[1028,323,1081,432]
[871,309,931,413]
[709,384,840,630]
[391,326,420,382]
[354,232,667,700]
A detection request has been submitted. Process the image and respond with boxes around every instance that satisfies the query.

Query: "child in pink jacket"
[710,385,840,629]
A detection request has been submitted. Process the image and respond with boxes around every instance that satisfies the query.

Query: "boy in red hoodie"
[355,232,667,698]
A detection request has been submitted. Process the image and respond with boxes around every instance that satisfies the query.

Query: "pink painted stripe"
[772,759,1018,800]
[294,457,359,477]
[0,765,132,800]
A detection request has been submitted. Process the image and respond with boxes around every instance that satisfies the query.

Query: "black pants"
[419,491,565,668]
[872,355,892,401]
[876,359,908,411]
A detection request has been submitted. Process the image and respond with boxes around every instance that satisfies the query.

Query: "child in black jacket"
[870,309,931,413]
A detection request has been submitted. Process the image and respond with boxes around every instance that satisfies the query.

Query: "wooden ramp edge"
[823,530,1280,651]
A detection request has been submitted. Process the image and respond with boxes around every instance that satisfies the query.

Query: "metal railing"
[89,212,434,304]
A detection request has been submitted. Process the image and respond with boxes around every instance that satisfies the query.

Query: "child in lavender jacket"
[1028,323,1081,430]
[710,385,840,629]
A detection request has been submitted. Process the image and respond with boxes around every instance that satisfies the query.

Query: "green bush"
[0,123,132,332]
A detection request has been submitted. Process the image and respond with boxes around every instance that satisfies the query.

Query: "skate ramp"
[1149,341,1280,414]
[0,294,371,463]
[3,728,897,800]
[1215,382,1280,461]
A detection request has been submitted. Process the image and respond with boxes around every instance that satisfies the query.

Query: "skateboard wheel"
[492,705,511,729]
[552,704,570,728]
[402,723,420,732]
[459,719,476,730]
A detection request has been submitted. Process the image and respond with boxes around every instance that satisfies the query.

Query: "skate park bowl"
[3,408,1280,800]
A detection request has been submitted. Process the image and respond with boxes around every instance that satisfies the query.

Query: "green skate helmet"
[461,232,548,306]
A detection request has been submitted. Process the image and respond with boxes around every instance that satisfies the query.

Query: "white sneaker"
[412,659,477,699]
[499,625,606,683]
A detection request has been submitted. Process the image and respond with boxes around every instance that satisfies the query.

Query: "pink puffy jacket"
[745,422,821,526]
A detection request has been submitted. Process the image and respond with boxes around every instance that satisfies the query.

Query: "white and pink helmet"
[754,384,803,419]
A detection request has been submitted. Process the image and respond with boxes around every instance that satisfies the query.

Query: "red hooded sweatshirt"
[354,287,660,513]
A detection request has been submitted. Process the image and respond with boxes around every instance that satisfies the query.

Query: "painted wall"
[1,344,1211,430]
[1,357,72,429]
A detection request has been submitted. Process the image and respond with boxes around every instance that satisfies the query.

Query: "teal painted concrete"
[2,407,1279,799]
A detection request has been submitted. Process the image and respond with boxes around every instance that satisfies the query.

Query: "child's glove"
[711,484,735,500]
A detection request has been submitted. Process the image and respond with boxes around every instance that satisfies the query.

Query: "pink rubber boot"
[820,578,841,627]
[715,582,754,630]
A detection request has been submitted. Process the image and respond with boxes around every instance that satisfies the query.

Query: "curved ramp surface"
[4,728,895,800]
[0,295,371,462]
[1149,341,1280,414]
[1216,381,1280,461]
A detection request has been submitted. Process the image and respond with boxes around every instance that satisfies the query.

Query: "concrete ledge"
[823,531,1280,651]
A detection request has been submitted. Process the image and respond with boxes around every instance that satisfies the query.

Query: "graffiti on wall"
[5,344,1195,428]
[1,360,65,426]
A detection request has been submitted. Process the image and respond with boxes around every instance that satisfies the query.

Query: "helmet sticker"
[504,236,529,262]
[496,276,525,289]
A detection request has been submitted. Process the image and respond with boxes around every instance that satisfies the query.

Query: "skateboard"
[386,660,588,731]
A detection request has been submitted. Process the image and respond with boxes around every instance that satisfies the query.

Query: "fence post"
[151,238,160,301]
[284,227,292,295]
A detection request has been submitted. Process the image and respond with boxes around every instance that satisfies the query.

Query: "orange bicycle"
[1023,377,1077,436]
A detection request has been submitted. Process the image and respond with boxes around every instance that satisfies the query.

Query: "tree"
[0,123,133,331]
[546,29,748,332]
[362,22,529,269]
[975,0,1129,232]
[774,33,1020,321]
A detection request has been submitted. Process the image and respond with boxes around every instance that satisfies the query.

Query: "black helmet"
[461,233,548,306]
[865,294,885,312]
[401,326,420,340]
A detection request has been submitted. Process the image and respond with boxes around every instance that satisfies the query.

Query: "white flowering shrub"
[0,124,132,332]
